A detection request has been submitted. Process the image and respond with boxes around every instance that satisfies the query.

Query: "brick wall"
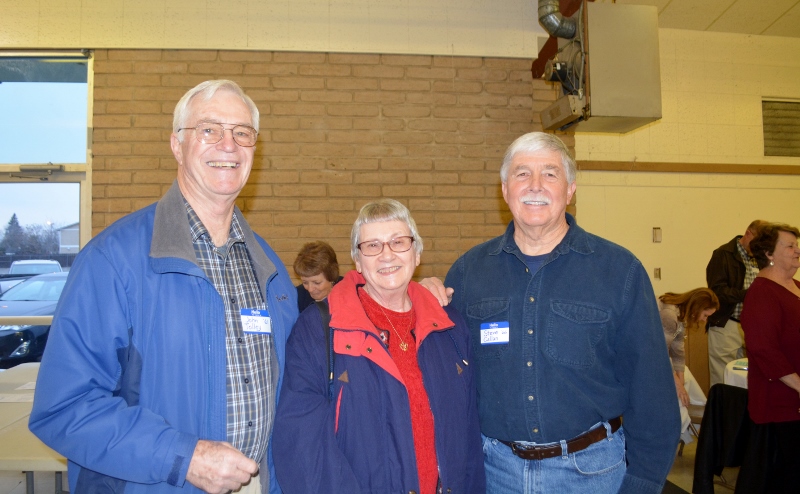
[92,49,566,281]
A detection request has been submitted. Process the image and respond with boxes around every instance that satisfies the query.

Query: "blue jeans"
[483,424,626,494]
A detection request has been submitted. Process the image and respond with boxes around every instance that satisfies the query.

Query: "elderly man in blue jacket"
[425,132,681,494]
[29,80,297,494]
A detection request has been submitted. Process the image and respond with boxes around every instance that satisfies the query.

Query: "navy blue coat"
[274,271,485,493]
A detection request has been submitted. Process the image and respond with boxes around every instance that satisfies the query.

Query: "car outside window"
[0,279,66,302]
[8,261,62,275]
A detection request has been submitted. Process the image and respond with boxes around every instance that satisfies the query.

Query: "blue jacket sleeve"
[444,256,465,314]
[272,307,362,493]
[442,305,486,493]
[28,247,198,486]
[615,261,682,494]
[257,236,299,494]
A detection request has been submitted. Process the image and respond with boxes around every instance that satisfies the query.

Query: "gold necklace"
[377,304,409,352]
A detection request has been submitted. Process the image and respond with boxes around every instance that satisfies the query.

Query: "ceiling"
[595,0,800,39]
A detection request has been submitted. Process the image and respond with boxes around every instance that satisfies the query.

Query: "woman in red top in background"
[740,222,800,493]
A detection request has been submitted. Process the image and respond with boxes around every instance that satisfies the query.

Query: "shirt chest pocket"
[467,298,510,360]
[546,301,609,368]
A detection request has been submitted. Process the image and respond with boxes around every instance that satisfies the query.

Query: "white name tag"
[480,321,510,345]
[240,309,271,334]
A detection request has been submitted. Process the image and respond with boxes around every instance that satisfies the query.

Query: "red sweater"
[359,288,438,494]
[741,277,800,424]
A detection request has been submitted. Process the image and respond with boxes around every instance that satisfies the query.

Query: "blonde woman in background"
[658,288,719,442]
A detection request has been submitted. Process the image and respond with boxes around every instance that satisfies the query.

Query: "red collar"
[327,271,455,385]
[328,270,454,344]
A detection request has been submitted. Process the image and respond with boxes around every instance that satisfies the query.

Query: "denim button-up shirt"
[445,214,680,493]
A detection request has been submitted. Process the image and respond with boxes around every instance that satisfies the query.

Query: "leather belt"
[499,417,622,461]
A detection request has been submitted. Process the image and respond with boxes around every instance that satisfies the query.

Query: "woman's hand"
[674,372,689,407]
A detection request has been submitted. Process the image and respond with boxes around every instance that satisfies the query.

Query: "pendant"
[399,341,408,351]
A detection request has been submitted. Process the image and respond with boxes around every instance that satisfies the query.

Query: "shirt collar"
[491,212,593,258]
[735,239,752,262]
[184,198,245,246]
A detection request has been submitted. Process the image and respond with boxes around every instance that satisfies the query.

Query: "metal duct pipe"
[538,0,577,39]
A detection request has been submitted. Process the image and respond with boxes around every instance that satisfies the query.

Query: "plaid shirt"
[186,201,277,462]
[733,240,759,320]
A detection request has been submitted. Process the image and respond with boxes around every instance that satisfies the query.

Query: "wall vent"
[762,100,800,157]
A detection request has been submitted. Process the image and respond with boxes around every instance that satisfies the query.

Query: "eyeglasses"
[357,236,415,257]
[178,122,258,147]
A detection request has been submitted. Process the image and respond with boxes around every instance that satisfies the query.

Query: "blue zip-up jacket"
[445,215,681,494]
[29,182,297,493]
[273,270,485,493]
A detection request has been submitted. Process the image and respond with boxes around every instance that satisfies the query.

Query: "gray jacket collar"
[151,181,196,264]
[150,181,276,290]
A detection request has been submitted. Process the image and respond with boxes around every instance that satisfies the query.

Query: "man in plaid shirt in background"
[706,220,767,386]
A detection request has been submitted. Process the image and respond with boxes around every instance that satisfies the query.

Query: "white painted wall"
[577,171,800,292]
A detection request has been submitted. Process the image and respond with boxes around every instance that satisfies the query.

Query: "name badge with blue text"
[480,321,510,345]
[241,309,271,335]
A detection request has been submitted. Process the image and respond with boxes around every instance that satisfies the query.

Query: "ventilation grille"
[763,100,800,157]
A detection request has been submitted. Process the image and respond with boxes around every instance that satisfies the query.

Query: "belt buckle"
[511,442,536,460]
[510,442,551,460]
[509,442,528,456]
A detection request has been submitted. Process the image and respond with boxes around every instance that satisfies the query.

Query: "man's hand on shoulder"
[186,440,258,494]
[419,277,454,307]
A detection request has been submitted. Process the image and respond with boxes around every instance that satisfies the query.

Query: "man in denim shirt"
[428,132,680,493]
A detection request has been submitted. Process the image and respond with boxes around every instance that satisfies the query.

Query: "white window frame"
[0,50,93,250]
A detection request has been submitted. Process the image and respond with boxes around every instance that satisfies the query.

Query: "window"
[0,183,80,256]
[0,51,92,266]
[0,57,89,164]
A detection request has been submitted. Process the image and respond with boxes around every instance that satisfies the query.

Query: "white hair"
[499,132,576,184]
[172,80,259,142]
[350,199,423,261]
